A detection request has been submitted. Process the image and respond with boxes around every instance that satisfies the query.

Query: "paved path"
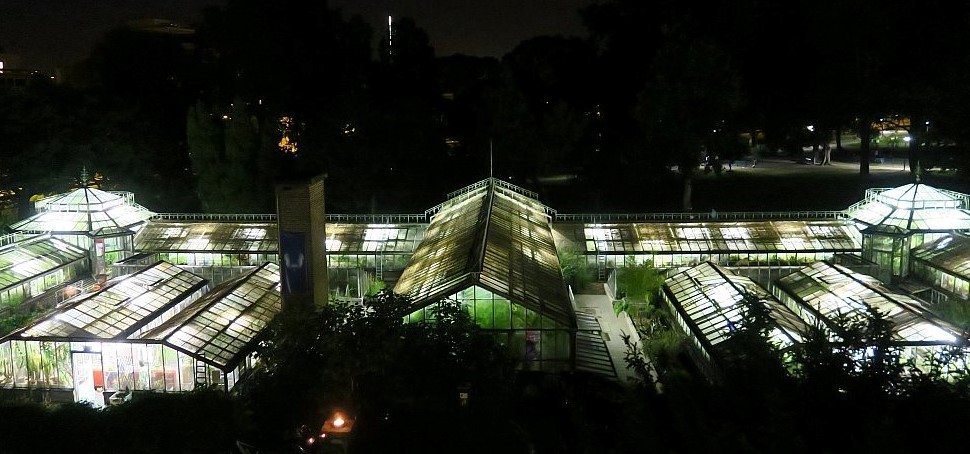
[573,288,643,384]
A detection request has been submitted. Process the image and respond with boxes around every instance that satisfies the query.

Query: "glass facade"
[12,188,154,235]
[135,221,278,267]
[553,220,863,277]
[662,263,809,377]
[140,263,282,371]
[0,263,279,403]
[21,261,209,339]
[773,261,965,367]
[407,286,572,371]
[911,234,970,302]
[0,235,88,308]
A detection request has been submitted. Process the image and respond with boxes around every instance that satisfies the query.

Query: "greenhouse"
[772,261,966,365]
[134,220,278,267]
[552,219,861,272]
[10,187,155,274]
[844,183,970,281]
[661,262,809,378]
[0,234,88,308]
[910,233,970,303]
[0,261,209,404]
[325,222,426,299]
[395,178,575,371]
[136,262,282,392]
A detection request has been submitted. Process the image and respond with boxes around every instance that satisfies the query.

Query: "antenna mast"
[489,140,494,179]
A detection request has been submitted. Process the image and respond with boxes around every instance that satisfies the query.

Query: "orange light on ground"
[321,411,354,435]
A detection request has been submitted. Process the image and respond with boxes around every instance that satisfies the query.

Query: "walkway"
[572,285,644,384]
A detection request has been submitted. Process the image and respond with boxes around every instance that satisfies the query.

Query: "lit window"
[720,227,750,239]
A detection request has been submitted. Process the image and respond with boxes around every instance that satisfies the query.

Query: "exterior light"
[322,410,354,434]
[903,136,912,143]
[806,125,815,132]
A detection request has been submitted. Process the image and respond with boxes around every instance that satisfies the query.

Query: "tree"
[637,28,742,211]
[237,292,518,450]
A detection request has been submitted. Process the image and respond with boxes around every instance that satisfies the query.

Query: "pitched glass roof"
[394,178,574,327]
[664,262,809,350]
[11,187,154,235]
[325,223,426,254]
[911,233,970,280]
[844,183,970,232]
[553,220,861,254]
[135,221,278,253]
[138,263,281,370]
[0,235,87,291]
[12,262,207,340]
[774,261,964,344]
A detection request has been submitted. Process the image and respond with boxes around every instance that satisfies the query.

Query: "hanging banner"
[280,231,308,294]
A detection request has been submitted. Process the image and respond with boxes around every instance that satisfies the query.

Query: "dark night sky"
[0,0,592,73]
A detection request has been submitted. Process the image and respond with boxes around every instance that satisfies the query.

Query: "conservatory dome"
[11,187,155,236]
[844,183,970,232]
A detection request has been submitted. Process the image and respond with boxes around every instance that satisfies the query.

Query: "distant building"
[0,53,36,90]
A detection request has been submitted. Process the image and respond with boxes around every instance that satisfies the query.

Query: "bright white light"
[585,227,613,241]
[325,238,342,250]
[364,228,396,241]
[806,125,815,132]
[935,237,953,250]
[333,417,345,428]
[903,136,912,143]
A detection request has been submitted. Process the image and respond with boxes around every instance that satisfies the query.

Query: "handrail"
[152,213,429,224]
[326,213,427,224]
[555,211,847,223]
[0,232,41,248]
[152,213,278,222]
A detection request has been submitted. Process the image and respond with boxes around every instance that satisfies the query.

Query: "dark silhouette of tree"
[237,292,518,450]
[636,28,742,211]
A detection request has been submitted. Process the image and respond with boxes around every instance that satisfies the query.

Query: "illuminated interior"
[13,188,154,235]
[773,261,964,366]
[0,234,88,307]
[0,262,280,404]
[845,183,970,280]
[661,262,809,377]
[395,178,574,371]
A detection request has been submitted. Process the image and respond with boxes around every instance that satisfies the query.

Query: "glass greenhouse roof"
[325,223,426,254]
[0,235,87,291]
[844,183,970,232]
[138,263,281,370]
[911,233,970,280]
[394,178,574,327]
[12,262,207,340]
[553,220,860,254]
[135,221,279,253]
[774,261,964,344]
[664,262,809,351]
[11,187,154,235]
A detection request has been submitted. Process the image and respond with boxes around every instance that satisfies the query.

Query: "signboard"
[280,231,308,294]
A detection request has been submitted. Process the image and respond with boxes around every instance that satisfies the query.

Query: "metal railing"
[152,212,430,224]
[327,213,427,224]
[555,210,847,223]
[846,187,970,213]
[0,232,41,248]
[152,213,278,222]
